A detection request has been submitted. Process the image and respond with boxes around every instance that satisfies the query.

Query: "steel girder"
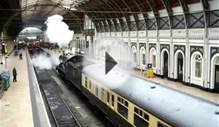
[1,0,213,36]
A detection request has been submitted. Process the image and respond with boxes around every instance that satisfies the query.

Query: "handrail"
[26,48,51,127]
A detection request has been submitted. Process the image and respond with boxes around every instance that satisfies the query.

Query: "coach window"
[157,121,168,127]
[111,95,114,107]
[107,92,110,103]
[134,107,149,127]
[95,86,99,96]
[101,88,105,100]
[85,77,88,88]
[117,97,129,119]
[89,80,92,89]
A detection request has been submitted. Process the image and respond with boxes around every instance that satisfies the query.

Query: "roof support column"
[178,0,190,83]
[132,14,140,67]
[124,16,131,50]
[144,13,150,67]
[146,0,160,75]
[161,0,174,78]
[201,0,211,88]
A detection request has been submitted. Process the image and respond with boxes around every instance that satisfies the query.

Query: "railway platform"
[0,50,34,127]
[0,49,51,127]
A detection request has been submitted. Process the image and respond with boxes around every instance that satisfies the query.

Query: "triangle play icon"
[105,52,117,75]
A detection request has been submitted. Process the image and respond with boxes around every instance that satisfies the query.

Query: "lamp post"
[0,40,4,65]
[0,54,3,65]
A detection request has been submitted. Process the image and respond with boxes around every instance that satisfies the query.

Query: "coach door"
[215,65,219,92]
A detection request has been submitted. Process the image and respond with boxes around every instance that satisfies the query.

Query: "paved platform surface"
[0,50,34,127]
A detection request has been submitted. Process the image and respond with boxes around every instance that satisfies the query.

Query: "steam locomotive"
[56,55,219,127]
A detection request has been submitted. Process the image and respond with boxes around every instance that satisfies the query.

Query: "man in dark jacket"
[12,67,17,82]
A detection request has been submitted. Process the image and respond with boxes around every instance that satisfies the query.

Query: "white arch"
[20,27,42,34]
[132,46,137,52]
[140,47,146,69]
[190,51,203,86]
[174,50,185,80]
[210,54,219,89]
[160,49,170,76]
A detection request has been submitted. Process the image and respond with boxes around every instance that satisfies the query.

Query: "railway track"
[29,47,109,127]
[35,68,82,127]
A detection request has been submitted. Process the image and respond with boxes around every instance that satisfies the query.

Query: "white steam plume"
[31,54,60,70]
[45,15,74,47]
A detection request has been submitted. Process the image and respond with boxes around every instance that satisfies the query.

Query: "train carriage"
[57,55,219,127]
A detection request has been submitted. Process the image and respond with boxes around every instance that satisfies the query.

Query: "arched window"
[150,48,156,68]
[140,47,146,65]
[194,54,202,78]
[174,51,184,81]
[191,52,203,85]
[132,46,137,63]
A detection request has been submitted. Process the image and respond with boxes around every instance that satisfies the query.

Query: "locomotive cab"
[56,55,92,90]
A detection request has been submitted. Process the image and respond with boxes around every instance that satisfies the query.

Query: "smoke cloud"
[31,53,60,70]
[45,15,74,47]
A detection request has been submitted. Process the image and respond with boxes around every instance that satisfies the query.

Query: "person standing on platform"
[19,53,22,60]
[12,67,17,82]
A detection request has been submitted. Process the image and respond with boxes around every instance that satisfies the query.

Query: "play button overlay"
[105,52,117,75]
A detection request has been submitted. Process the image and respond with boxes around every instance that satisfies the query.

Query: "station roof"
[0,0,209,38]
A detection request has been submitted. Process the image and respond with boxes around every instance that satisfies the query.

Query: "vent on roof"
[150,86,156,89]
[176,108,180,112]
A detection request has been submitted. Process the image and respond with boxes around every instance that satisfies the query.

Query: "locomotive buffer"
[105,52,117,75]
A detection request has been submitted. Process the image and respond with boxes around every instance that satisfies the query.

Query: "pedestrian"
[19,53,22,60]
[12,67,17,82]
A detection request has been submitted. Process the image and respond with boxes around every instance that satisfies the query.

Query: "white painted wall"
[172,6,184,15]
[188,3,203,12]
[92,8,219,91]
[159,9,168,17]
